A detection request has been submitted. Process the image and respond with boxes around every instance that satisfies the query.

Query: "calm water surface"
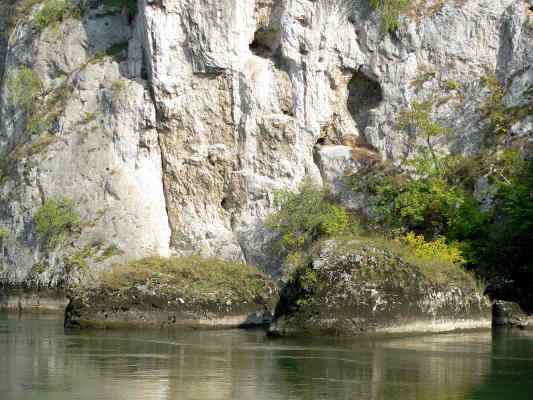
[1,313,532,400]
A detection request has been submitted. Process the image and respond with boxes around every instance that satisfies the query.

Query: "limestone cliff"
[0,0,531,287]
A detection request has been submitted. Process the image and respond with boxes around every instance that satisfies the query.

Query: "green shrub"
[350,83,532,299]
[481,157,533,279]
[370,0,411,32]
[63,245,94,274]
[6,67,42,112]
[266,179,351,253]
[33,0,75,32]
[352,100,473,234]
[94,243,124,262]
[445,79,461,91]
[34,198,81,247]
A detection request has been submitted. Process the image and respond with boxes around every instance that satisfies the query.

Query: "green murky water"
[1,313,532,400]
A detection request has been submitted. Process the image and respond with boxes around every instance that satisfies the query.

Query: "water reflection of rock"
[465,329,533,400]
[5,315,531,400]
[268,334,493,400]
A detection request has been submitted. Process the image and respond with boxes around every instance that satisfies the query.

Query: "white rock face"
[0,0,531,284]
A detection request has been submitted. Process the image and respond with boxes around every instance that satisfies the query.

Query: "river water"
[0,313,532,400]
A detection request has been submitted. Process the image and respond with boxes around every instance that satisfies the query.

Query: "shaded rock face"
[269,240,491,336]
[0,0,532,285]
[492,300,529,328]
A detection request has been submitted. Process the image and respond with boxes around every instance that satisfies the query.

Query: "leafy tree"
[481,157,533,278]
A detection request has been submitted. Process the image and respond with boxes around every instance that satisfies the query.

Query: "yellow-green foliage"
[400,232,465,265]
[370,0,411,32]
[6,67,42,112]
[445,79,461,91]
[34,198,81,247]
[0,227,9,241]
[99,256,274,303]
[266,179,350,253]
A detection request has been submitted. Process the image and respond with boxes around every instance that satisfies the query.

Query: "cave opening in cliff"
[250,27,279,58]
[347,70,383,132]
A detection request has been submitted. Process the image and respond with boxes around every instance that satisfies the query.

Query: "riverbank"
[2,288,531,334]
[0,287,68,314]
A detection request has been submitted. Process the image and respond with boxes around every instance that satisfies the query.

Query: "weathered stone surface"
[0,0,531,286]
[268,239,491,336]
[64,257,279,329]
[64,288,276,329]
[0,287,68,313]
[492,300,529,328]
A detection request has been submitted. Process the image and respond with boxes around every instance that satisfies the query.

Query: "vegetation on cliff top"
[97,256,276,305]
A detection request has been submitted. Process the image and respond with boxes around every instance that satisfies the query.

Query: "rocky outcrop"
[0,286,68,312]
[268,240,491,336]
[0,0,531,286]
[65,289,276,329]
[492,300,529,328]
[64,256,279,329]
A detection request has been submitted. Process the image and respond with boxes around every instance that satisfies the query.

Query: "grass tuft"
[99,256,275,304]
